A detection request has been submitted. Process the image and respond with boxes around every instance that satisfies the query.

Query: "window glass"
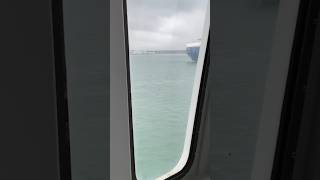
[126,0,209,179]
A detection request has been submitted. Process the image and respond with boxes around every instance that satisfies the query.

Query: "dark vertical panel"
[62,0,108,179]
[290,4,320,180]
[270,1,320,179]
[107,0,110,179]
[52,0,72,179]
[0,0,60,179]
[294,23,320,179]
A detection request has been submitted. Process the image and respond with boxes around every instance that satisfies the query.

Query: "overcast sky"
[127,0,208,50]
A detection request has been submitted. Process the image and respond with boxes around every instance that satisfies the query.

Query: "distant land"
[129,50,186,55]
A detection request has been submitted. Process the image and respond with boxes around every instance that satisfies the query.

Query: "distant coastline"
[129,50,186,55]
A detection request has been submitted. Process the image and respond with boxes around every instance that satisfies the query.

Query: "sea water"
[129,54,197,180]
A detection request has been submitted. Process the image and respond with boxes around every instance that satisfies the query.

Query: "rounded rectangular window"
[125,0,210,179]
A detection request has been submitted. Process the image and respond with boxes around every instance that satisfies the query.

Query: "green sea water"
[129,54,197,180]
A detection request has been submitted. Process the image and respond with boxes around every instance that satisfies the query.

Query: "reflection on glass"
[126,0,209,179]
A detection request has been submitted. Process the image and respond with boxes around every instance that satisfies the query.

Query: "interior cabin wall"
[207,0,299,179]
[208,0,281,179]
[62,0,108,179]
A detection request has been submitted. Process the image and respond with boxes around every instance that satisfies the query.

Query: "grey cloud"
[127,0,209,50]
[128,0,207,13]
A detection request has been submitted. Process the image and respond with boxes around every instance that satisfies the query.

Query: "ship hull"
[186,46,200,61]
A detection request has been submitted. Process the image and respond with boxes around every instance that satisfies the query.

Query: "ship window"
[125,0,210,179]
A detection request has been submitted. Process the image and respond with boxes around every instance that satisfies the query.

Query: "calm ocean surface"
[129,54,197,180]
